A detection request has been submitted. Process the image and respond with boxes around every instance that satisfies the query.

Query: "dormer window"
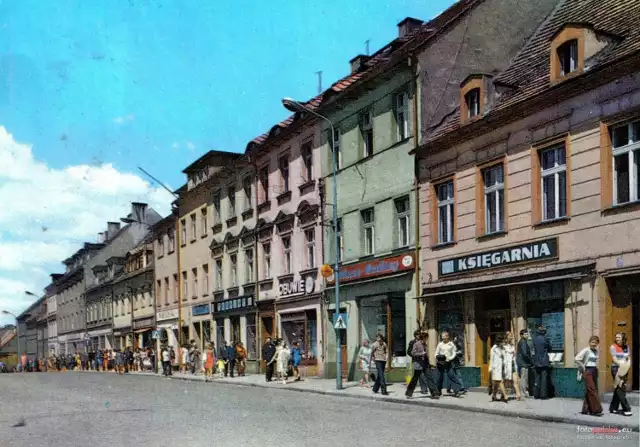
[465,88,480,119]
[557,39,578,76]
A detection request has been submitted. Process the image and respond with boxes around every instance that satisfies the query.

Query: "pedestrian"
[236,342,247,377]
[190,341,201,375]
[434,330,463,397]
[532,324,552,399]
[371,333,389,395]
[406,331,439,399]
[180,344,189,374]
[575,335,603,416]
[169,347,176,375]
[96,349,104,372]
[277,341,291,385]
[407,331,428,395]
[609,332,632,416]
[204,343,215,382]
[489,333,509,403]
[290,341,302,382]
[516,329,532,398]
[503,332,520,400]
[449,333,466,394]
[269,340,283,383]
[262,337,276,382]
[115,349,125,375]
[161,346,171,377]
[224,341,236,377]
[358,339,372,387]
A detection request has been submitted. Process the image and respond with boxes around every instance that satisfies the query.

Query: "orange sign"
[320,264,334,278]
[326,252,415,285]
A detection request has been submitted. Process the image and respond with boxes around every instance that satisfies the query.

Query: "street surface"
[0,373,636,447]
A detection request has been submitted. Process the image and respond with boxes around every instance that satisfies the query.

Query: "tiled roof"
[492,0,640,111]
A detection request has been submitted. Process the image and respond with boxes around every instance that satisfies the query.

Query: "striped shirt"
[610,344,630,365]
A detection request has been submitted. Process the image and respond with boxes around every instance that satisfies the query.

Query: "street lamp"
[282,97,342,390]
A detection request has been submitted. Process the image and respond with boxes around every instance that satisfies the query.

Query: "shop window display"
[360,296,406,359]
[281,310,318,363]
[246,314,257,360]
[526,281,565,353]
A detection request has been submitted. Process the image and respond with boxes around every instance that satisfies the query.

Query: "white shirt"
[162,350,170,362]
[576,347,598,368]
[435,341,457,362]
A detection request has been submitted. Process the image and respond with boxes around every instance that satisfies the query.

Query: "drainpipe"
[319,178,327,371]
[248,154,262,368]
[410,53,422,329]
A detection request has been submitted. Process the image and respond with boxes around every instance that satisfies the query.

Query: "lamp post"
[281,97,342,390]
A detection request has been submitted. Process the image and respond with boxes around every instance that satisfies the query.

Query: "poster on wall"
[542,312,564,351]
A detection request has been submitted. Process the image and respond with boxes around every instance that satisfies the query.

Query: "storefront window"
[281,310,318,363]
[202,321,212,347]
[306,310,317,360]
[360,296,406,358]
[246,314,257,360]
[216,319,225,351]
[526,281,565,353]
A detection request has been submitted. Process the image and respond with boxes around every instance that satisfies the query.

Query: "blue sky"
[0,0,452,323]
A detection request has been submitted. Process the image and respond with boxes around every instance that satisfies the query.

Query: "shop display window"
[526,281,565,353]
[246,314,257,360]
[215,319,225,351]
[281,310,318,363]
[360,295,406,360]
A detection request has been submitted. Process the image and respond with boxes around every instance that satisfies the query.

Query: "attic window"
[465,88,480,119]
[557,40,578,76]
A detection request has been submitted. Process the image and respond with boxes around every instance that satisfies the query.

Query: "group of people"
[261,337,303,384]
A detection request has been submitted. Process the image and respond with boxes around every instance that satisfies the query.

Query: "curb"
[163,374,639,431]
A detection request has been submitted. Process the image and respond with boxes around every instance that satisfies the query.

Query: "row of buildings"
[17,0,640,396]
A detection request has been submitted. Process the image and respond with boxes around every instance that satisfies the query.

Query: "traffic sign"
[151,330,160,340]
[333,313,347,330]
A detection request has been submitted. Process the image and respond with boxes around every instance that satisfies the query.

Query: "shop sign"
[213,295,255,314]
[279,276,315,296]
[156,309,179,321]
[438,237,559,277]
[191,304,210,317]
[133,317,154,329]
[326,253,415,285]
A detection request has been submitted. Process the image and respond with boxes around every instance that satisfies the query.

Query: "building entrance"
[475,289,512,386]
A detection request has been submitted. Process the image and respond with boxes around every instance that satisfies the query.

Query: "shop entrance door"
[338,325,348,379]
[476,289,512,386]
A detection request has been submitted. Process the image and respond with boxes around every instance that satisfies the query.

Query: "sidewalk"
[137,371,639,431]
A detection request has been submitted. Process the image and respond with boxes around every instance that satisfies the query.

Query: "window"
[360,110,374,157]
[182,271,188,300]
[201,208,208,237]
[190,214,196,241]
[612,120,640,205]
[526,281,565,353]
[279,155,290,192]
[191,268,198,298]
[305,229,315,269]
[465,88,480,119]
[361,208,375,255]
[245,248,254,283]
[157,280,162,304]
[173,274,178,302]
[360,296,406,358]
[302,142,313,181]
[282,236,292,274]
[168,228,175,252]
[164,278,170,305]
[262,242,271,279]
[540,146,567,220]
[157,236,164,257]
[259,166,269,202]
[436,181,454,244]
[336,218,344,262]
[215,259,223,290]
[483,165,505,234]
[246,314,257,360]
[395,91,409,141]
[228,186,236,217]
[213,191,221,223]
[557,39,578,77]
[395,196,410,247]
[330,128,342,170]
[180,219,186,245]
[230,254,238,287]
[243,175,252,210]
[202,264,209,295]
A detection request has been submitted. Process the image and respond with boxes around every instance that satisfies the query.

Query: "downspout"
[248,154,262,366]
[410,53,422,329]
[319,178,327,369]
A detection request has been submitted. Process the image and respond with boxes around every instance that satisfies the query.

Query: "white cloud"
[112,114,135,125]
[0,126,173,325]
[172,142,180,149]
[186,141,196,151]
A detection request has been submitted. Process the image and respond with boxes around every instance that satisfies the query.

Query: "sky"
[0,0,453,325]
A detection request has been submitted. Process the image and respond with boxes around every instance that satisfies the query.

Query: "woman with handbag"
[609,332,632,416]
[489,333,508,402]
[575,335,603,416]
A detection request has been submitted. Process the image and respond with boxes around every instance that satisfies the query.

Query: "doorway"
[475,289,512,386]
[633,297,638,390]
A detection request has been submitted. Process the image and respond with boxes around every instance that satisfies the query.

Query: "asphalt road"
[0,372,637,447]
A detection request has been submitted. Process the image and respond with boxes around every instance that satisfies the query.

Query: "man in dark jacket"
[262,337,276,382]
[407,331,428,395]
[224,341,236,377]
[516,329,532,398]
[533,324,552,399]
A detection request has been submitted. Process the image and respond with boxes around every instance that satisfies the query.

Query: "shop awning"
[134,328,152,334]
[600,266,640,278]
[418,260,595,298]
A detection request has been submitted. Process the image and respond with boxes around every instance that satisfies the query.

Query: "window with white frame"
[191,268,198,298]
[215,259,223,290]
[305,229,315,269]
[395,196,410,247]
[360,110,374,157]
[180,219,187,245]
[230,254,238,287]
[245,248,254,283]
[483,165,505,234]
[395,90,409,141]
[259,166,269,202]
[168,228,175,252]
[279,155,290,193]
[243,175,252,210]
[262,242,271,279]
[228,186,236,217]
[540,145,567,220]
[165,277,170,305]
[182,271,188,300]
[436,181,454,244]
[330,128,342,170]
[201,208,208,237]
[202,264,209,295]
[465,88,480,119]
[557,39,578,77]
[190,214,196,241]
[612,119,640,205]
[302,142,313,182]
[173,273,178,302]
[282,236,292,274]
[157,236,164,257]
[336,218,344,262]
[361,208,375,255]
[213,190,221,223]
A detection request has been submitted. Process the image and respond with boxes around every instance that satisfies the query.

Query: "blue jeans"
[436,362,462,393]
[372,361,387,394]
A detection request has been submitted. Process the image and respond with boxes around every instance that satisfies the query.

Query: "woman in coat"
[489,333,508,402]
[504,332,521,400]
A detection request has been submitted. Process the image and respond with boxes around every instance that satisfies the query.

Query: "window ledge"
[258,278,274,286]
[242,282,255,289]
[157,254,164,260]
[181,243,187,247]
[202,293,209,297]
[299,267,318,277]
[603,201,640,216]
[190,238,196,244]
[226,216,238,228]
[168,249,175,255]
[533,216,570,228]
[299,180,316,195]
[277,273,295,282]
[257,200,271,214]
[212,223,223,234]
[201,233,208,239]
[241,208,254,220]
[476,231,508,241]
[277,190,292,205]
[227,286,240,294]
[430,241,457,250]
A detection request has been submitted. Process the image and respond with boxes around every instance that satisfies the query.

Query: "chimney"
[397,17,423,38]
[106,222,121,240]
[131,202,148,224]
[97,232,106,243]
[350,54,370,74]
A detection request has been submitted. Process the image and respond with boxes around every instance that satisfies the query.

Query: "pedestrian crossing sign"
[334,313,347,330]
